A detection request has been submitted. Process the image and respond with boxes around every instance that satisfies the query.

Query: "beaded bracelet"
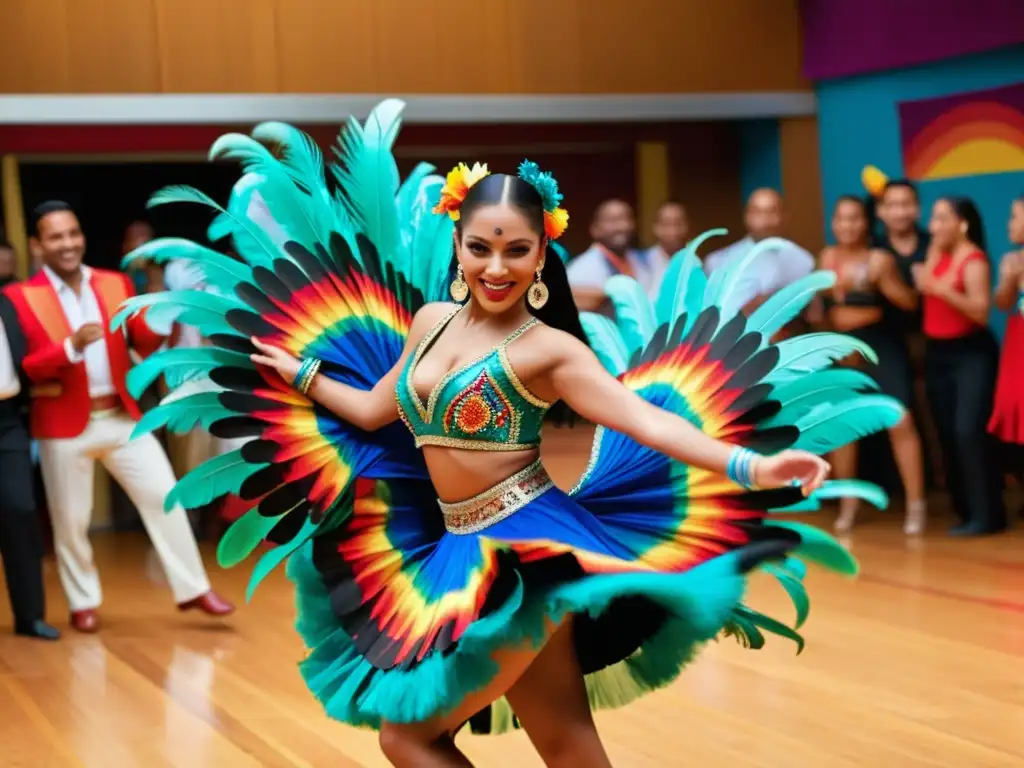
[293,358,322,396]
[726,446,761,490]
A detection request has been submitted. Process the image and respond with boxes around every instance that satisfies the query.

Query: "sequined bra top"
[396,308,552,451]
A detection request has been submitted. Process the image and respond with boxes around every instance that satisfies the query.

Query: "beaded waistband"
[438,459,553,534]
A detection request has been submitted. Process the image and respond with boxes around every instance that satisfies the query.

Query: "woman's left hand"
[754,450,830,495]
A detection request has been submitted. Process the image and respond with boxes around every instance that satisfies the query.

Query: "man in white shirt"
[567,199,668,311]
[704,188,815,314]
[0,294,59,639]
[2,201,233,633]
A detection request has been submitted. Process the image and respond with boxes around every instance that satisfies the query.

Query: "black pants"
[924,331,1006,529]
[0,436,47,627]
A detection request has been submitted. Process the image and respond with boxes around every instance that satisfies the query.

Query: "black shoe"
[947,522,1008,537]
[14,620,61,640]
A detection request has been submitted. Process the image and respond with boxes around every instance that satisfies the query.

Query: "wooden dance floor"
[1,425,1022,767]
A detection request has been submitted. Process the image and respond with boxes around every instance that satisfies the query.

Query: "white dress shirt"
[0,316,20,400]
[44,265,115,397]
[161,259,206,349]
[703,236,815,307]
[567,244,667,298]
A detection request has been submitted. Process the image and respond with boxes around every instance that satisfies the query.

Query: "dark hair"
[0,239,13,252]
[882,179,919,201]
[457,173,590,425]
[833,194,873,243]
[30,200,75,236]
[936,195,986,253]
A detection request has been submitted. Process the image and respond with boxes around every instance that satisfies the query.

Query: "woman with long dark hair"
[121,102,900,765]
[819,196,926,534]
[914,196,1006,535]
[988,195,1024,505]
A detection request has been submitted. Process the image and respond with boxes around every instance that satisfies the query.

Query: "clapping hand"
[755,450,830,495]
[250,337,302,383]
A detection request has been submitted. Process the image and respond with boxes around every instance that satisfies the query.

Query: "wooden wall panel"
[152,0,280,92]
[0,0,808,95]
[779,116,825,253]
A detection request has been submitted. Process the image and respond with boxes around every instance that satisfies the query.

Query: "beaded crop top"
[396,308,553,451]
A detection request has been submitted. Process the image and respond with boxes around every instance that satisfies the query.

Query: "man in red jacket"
[2,201,234,633]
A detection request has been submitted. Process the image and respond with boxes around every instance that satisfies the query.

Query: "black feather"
[226,306,279,337]
[210,415,266,439]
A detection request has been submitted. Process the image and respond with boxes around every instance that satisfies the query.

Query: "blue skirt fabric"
[289,425,837,733]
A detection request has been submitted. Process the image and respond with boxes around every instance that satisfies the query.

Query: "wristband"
[726,446,761,490]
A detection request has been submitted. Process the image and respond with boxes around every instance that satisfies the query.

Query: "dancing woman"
[116,101,900,766]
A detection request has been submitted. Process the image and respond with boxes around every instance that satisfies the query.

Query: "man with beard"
[567,199,668,312]
[1,201,233,633]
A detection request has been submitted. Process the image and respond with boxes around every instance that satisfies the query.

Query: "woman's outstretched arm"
[535,329,830,492]
[249,302,453,432]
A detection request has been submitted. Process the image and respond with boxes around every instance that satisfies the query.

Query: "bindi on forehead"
[494,227,503,235]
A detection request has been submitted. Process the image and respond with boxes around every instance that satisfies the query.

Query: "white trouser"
[38,410,211,611]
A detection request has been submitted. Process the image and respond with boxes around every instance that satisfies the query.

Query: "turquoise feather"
[792,395,904,454]
[765,521,858,575]
[763,368,880,427]
[245,517,320,601]
[409,186,455,303]
[110,290,245,338]
[746,271,836,342]
[330,99,404,267]
[217,508,284,567]
[774,478,890,513]
[147,184,281,269]
[165,448,267,512]
[127,347,253,399]
[768,333,878,383]
[550,241,571,266]
[761,563,810,627]
[131,392,232,439]
[209,133,322,250]
[711,236,791,321]
[580,313,629,375]
[604,275,657,355]
[121,238,252,293]
[655,228,724,332]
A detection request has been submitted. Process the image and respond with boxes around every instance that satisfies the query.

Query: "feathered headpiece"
[432,159,570,239]
[861,165,889,199]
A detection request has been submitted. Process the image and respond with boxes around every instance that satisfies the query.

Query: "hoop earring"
[450,264,469,302]
[527,265,549,310]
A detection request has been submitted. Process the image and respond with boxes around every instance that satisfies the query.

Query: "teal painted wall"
[815,46,1024,332]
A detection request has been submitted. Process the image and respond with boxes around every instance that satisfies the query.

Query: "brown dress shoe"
[177,590,235,617]
[70,609,99,633]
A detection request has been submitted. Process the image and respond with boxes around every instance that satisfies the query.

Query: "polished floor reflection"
[1,425,1022,767]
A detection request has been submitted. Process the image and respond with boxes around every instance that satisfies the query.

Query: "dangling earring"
[450,264,469,302]
[527,265,549,309]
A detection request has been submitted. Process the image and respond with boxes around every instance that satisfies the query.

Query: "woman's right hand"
[250,337,302,383]
[999,251,1023,283]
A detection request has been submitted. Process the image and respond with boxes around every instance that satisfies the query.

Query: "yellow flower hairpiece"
[543,207,569,240]
[432,162,491,221]
[862,165,888,199]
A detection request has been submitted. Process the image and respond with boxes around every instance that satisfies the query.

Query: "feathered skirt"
[288,425,856,734]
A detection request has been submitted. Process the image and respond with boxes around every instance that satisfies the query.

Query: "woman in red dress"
[913,196,1006,536]
[987,196,1024,506]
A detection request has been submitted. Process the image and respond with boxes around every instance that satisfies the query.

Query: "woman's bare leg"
[505,620,612,768]
[888,414,927,534]
[378,620,564,767]
[832,442,860,532]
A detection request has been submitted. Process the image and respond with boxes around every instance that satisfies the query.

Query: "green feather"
[127,347,252,399]
[110,290,245,337]
[655,228,724,332]
[765,521,858,575]
[792,394,905,454]
[121,238,252,292]
[166,449,267,512]
[580,313,629,375]
[216,507,284,567]
[747,271,836,343]
[768,333,878,383]
[330,99,404,267]
[604,275,657,355]
[245,517,320,601]
[132,392,233,438]
[763,368,880,427]
[761,563,810,627]
[712,236,792,320]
